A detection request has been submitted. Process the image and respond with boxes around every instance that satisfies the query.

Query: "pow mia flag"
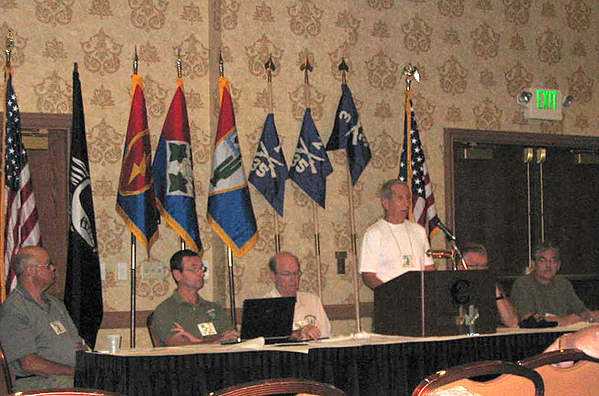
[249,113,288,216]
[65,63,103,348]
[289,108,333,208]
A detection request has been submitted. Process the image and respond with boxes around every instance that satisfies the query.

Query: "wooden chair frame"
[8,388,124,396]
[207,378,346,396]
[519,348,599,368]
[0,339,13,395]
[146,311,160,347]
[412,360,544,396]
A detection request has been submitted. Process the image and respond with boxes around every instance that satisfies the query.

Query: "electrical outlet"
[202,258,210,280]
[99,263,106,281]
[142,260,165,280]
[117,262,128,280]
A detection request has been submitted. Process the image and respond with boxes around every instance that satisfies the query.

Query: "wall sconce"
[562,95,574,108]
[516,91,532,106]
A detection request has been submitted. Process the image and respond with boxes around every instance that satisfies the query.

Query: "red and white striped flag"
[2,67,41,295]
[398,91,439,236]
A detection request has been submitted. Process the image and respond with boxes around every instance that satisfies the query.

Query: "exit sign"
[524,88,563,120]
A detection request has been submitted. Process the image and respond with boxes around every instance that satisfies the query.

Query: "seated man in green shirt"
[0,247,85,392]
[152,250,239,346]
[511,241,599,326]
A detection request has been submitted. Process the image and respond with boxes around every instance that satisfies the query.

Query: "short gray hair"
[11,253,36,277]
[461,243,488,257]
[532,241,560,260]
[380,179,408,201]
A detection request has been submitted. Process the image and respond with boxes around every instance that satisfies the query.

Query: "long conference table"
[75,326,582,396]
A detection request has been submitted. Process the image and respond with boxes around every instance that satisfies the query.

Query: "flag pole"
[338,59,362,332]
[220,53,238,327]
[177,49,187,253]
[0,30,13,302]
[264,55,281,253]
[402,64,419,222]
[300,57,322,300]
[128,47,140,349]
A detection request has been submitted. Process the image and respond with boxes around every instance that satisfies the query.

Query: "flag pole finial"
[5,29,14,68]
[219,50,224,78]
[176,49,182,78]
[264,54,275,83]
[338,58,349,85]
[133,45,139,75]
[300,55,312,85]
[402,63,420,91]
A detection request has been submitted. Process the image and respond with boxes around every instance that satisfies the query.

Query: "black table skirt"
[76,331,564,396]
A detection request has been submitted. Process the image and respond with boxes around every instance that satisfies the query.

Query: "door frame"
[444,128,599,230]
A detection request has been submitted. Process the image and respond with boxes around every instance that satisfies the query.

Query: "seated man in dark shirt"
[152,249,239,346]
[511,241,599,326]
[461,243,519,327]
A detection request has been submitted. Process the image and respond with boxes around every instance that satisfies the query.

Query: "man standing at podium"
[359,179,435,290]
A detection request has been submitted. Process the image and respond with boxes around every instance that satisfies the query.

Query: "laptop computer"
[234,296,296,344]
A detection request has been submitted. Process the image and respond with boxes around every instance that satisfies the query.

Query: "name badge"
[198,322,217,336]
[50,321,67,335]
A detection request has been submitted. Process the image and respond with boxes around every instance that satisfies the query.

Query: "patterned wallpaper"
[1,0,598,346]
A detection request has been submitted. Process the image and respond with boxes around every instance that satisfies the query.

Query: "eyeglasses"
[35,262,54,270]
[183,265,207,274]
[535,257,560,264]
[277,270,302,277]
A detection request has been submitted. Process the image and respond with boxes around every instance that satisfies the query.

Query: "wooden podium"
[373,270,497,337]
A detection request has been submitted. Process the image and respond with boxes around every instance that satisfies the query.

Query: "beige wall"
[2,0,597,348]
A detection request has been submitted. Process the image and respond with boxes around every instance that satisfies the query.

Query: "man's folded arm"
[19,354,75,378]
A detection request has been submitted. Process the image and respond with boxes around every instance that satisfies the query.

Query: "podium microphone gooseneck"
[430,218,467,271]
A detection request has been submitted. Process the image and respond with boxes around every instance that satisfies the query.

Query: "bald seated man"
[265,252,332,340]
[152,249,240,346]
[0,247,85,392]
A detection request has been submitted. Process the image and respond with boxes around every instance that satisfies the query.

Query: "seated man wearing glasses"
[511,241,599,326]
[152,249,239,346]
[0,247,84,391]
[265,252,332,340]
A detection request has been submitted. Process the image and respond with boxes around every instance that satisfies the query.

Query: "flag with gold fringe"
[116,74,159,253]
[153,78,202,252]
[207,77,258,258]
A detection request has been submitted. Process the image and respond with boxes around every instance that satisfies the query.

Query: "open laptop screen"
[240,297,296,341]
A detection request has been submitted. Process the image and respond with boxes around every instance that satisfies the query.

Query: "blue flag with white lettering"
[327,83,371,185]
[249,113,288,216]
[289,108,333,208]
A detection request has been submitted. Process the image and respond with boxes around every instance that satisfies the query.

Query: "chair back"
[412,360,544,396]
[207,378,346,396]
[146,311,160,347]
[7,388,124,396]
[520,348,599,396]
[0,339,13,395]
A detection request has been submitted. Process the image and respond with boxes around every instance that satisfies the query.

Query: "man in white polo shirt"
[359,179,435,290]
[265,251,332,340]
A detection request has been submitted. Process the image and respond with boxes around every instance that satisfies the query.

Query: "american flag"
[3,70,41,292]
[398,95,439,235]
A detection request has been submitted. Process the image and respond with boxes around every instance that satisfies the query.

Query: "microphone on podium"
[432,218,456,241]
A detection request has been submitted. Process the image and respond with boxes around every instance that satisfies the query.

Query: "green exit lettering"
[537,90,558,110]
